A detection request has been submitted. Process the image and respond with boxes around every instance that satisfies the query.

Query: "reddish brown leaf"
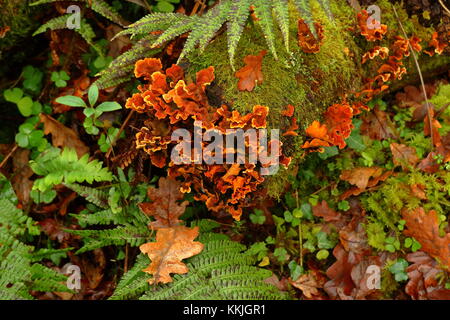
[390,143,419,170]
[39,114,89,158]
[11,148,33,205]
[410,184,427,200]
[406,251,450,300]
[38,218,73,243]
[417,151,440,173]
[402,207,450,269]
[139,225,204,284]
[339,167,392,200]
[340,167,383,190]
[290,273,323,299]
[139,177,188,229]
[360,107,397,140]
[436,132,450,163]
[79,249,106,290]
[312,200,342,222]
[235,50,266,92]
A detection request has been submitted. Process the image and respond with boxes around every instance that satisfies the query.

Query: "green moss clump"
[187,1,362,198]
[185,0,450,199]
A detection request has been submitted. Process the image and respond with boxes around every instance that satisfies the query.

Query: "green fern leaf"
[226,0,252,67]
[90,0,125,26]
[178,1,231,62]
[65,183,109,208]
[30,148,113,193]
[293,0,315,37]
[272,0,290,52]
[252,0,278,60]
[317,0,333,20]
[111,221,289,300]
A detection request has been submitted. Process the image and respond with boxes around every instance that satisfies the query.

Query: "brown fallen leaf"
[139,177,189,229]
[402,207,450,269]
[312,200,342,222]
[417,151,440,174]
[79,249,106,290]
[405,251,450,300]
[410,184,427,200]
[11,148,33,205]
[340,167,383,190]
[390,143,419,170]
[360,107,397,140]
[339,167,392,200]
[235,50,266,92]
[436,132,450,163]
[39,114,89,157]
[139,225,204,284]
[290,273,322,299]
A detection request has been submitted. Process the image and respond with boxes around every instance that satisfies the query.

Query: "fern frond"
[0,198,40,236]
[252,0,278,60]
[0,174,70,299]
[65,183,109,208]
[118,13,191,39]
[109,254,149,300]
[114,0,334,70]
[70,224,150,254]
[95,34,161,89]
[30,148,113,193]
[317,0,333,20]
[293,0,315,36]
[150,17,200,49]
[33,15,103,55]
[272,0,290,52]
[90,0,125,26]
[227,0,252,67]
[30,0,84,6]
[178,1,231,62]
[111,223,289,300]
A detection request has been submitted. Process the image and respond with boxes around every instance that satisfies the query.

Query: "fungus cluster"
[126,58,293,220]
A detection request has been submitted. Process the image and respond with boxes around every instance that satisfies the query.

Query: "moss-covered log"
[184,0,450,197]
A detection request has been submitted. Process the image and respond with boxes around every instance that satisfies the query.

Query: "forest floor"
[0,0,449,300]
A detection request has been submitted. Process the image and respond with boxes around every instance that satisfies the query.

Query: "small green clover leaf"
[51,71,70,88]
[250,209,266,225]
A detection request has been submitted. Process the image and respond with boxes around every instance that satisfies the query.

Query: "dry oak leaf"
[139,177,188,230]
[339,167,392,200]
[360,107,397,140]
[235,50,266,92]
[39,113,89,158]
[390,143,419,170]
[405,251,450,300]
[402,207,450,269]
[340,167,383,190]
[290,273,322,299]
[417,151,440,174]
[139,225,204,284]
[312,200,342,222]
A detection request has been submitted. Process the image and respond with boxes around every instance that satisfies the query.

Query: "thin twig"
[438,0,450,16]
[106,110,135,158]
[295,190,303,268]
[392,5,435,148]
[0,144,18,169]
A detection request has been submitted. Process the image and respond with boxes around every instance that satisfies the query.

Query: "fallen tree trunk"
[184,0,450,197]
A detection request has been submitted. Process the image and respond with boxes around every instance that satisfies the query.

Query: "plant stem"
[295,190,303,267]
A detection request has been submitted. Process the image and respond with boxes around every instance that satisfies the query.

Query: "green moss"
[187,1,364,198]
[0,0,40,52]
[185,0,449,199]
[365,218,387,251]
